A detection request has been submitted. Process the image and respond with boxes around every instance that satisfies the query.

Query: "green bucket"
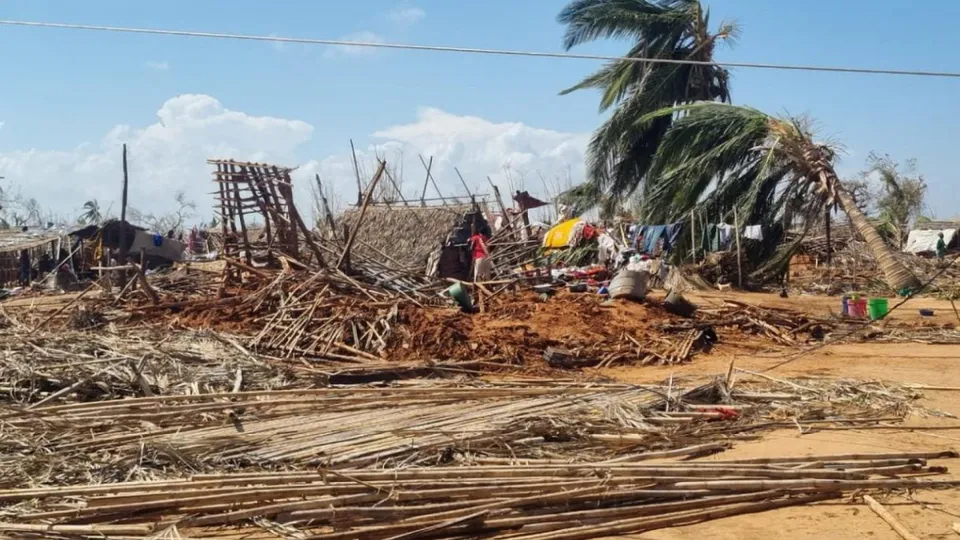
[446,282,473,311]
[867,298,889,321]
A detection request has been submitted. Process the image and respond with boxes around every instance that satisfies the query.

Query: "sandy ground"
[599,290,960,539]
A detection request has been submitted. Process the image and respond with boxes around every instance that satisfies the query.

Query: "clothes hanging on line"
[743,225,763,241]
[643,225,667,254]
[700,223,762,253]
[717,224,734,250]
[664,223,684,251]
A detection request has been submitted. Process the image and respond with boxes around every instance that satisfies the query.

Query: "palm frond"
[558,0,696,51]
[559,0,732,210]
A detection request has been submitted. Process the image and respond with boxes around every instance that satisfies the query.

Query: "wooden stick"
[863,495,920,540]
[27,282,97,334]
[733,206,743,288]
[707,451,958,465]
[495,493,838,540]
[134,267,159,304]
[225,257,272,280]
[384,510,488,540]
[26,359,129,410]
[0,523,152,535]
[338,160,386,270]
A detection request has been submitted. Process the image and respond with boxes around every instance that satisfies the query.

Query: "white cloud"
[0,96,587,226]
[308,108,588,212]
[0,95,312,222]
[145,60,170,72]
[325,31,386,58]
[0,121,5,132]
[388,4,426,27]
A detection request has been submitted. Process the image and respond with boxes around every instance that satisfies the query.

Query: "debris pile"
[0,373,952,538]
[790,238,960,296]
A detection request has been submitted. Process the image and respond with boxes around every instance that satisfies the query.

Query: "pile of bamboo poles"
[0,450,954,539]
[0,374,933,493]
[0,326,295,405]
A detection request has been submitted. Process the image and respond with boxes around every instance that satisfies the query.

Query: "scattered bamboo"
[863,495,921,540]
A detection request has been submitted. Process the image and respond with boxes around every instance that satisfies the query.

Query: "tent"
[543,218,582,249]
[903,228,956,254]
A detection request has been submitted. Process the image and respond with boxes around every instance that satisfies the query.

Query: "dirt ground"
[599,290,960,539]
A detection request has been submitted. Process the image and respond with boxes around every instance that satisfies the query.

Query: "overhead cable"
[2,19,960,79]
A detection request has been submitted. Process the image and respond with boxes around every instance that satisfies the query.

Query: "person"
[468,225,491,282]
[18,250,31,286]
[37,253,54,276]
[936,232,947,261]
[56,263,77,291]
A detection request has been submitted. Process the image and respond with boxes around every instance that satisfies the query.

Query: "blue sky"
[0,0,958,222]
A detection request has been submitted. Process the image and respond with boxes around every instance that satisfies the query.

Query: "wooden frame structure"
[210,159,324,276]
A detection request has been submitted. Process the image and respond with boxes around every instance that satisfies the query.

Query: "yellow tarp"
[542,218,582,249]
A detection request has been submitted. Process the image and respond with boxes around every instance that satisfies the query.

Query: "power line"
[3,19,960,79]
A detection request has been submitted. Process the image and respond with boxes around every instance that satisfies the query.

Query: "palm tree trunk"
[824,206,832,267]
[834,185,921,292]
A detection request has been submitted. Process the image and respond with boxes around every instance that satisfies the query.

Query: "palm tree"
[558,0,737,213]
[640,102,921,291]
[79,200,102,225]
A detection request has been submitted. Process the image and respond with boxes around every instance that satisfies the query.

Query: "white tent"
[903,229,956,254]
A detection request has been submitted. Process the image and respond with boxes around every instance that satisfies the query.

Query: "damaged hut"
[70,219,186,271]
[338,204,491,280]
[0,226,77,287]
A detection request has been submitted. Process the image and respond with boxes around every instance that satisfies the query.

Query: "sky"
[0,0,958,225]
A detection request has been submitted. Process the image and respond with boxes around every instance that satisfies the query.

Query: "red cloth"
[470,234,489,260]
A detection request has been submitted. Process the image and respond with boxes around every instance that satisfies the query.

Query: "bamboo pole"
[350,139,363,205]
[733,206,743,288]
[863,495,920,540]
[338,160,387,270]
[27,282,97,335]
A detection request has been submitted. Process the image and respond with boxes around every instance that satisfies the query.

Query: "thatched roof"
[338,204,483,270]
[0,226,78,254]
[916,220,960,231]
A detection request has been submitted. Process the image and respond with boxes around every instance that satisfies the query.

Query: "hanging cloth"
[663,223,684,252]
[743,225,763,241]
[718,224,735,250]
[643,225,667,254]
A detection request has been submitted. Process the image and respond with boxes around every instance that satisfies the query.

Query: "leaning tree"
[558,0,737,214]
[640,102,920,291]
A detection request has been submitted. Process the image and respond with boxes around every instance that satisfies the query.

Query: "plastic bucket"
[868,298,889,321]
[446,282,473,311]
[609,270,649,301]
[848,299,867,319]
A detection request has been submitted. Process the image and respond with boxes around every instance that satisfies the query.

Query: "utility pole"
[118,144,130,281]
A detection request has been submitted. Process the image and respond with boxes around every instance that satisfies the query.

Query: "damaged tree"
[641,103,921,292]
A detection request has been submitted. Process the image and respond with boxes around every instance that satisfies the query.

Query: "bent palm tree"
[558,0,736,213]
[80,200,102,225]
[641,102,920,291]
